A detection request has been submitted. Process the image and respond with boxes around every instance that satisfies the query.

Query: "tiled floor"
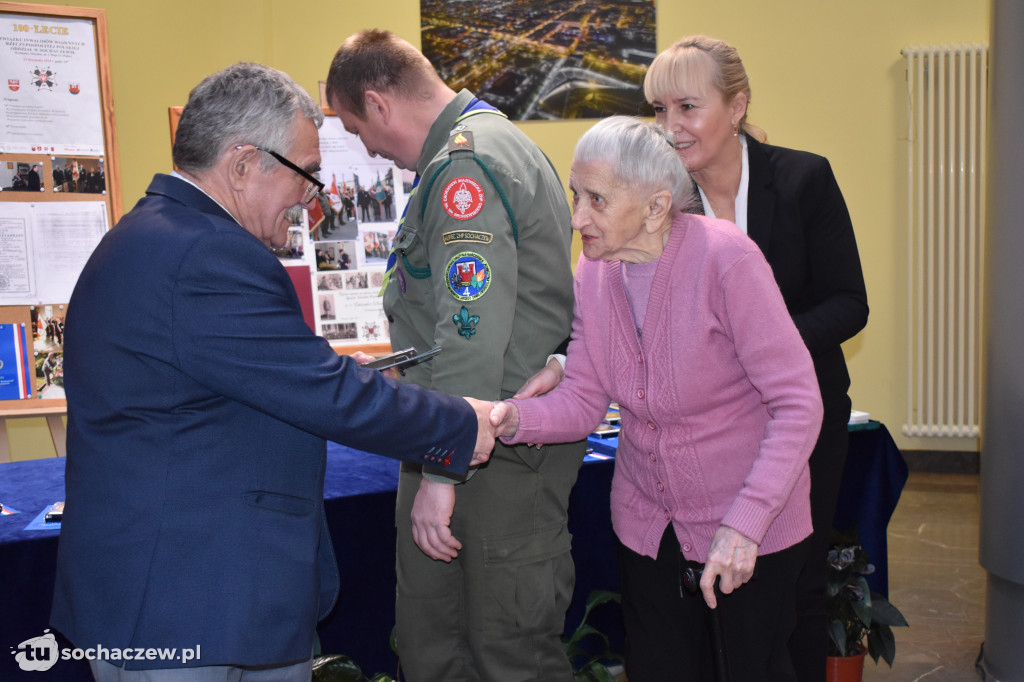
[863,472,986,681]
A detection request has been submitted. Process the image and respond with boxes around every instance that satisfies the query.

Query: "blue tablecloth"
[834,422,909,596]
[1,423,905,680]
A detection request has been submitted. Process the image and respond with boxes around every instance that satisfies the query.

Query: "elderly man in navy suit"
[50,62,496,682]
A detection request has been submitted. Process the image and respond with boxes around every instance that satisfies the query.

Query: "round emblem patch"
[446,252,491,301]
[441,177,485,220]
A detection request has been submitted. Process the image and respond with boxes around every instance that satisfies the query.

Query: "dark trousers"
[788,411,850,682]
[619,527,802,682]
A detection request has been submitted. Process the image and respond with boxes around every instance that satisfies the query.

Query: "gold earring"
[732,121,739,137]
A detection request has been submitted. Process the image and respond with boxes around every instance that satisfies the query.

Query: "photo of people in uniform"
[354,168,395,224]
[28,306,67,397]
[35,351,64,397]
[3,160,44,192]
[51,157,106,194]
[31,306,65,354]
[317,272,344,291]
[315,241,355,271]
[308,173,359,241]
[344,272,368,290]
[321,321,358,341]
[363,231,392,264]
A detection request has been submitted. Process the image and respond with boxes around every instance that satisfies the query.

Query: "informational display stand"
[0,2,122,458]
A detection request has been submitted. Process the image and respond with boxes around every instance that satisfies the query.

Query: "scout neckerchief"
[378,97,506,296]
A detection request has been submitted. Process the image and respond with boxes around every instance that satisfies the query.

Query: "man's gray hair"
[172,62,324,174]
[573,116,696,214]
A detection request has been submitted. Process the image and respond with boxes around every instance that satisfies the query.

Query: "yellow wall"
[8,0,989,459]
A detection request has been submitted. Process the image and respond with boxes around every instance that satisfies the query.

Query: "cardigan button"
[682,542,692,552]
[637,389,645,399]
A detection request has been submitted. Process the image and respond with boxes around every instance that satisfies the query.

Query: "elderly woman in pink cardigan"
[491,116,823,682]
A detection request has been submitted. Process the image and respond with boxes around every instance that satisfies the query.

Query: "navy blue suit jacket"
[51,174,478,669]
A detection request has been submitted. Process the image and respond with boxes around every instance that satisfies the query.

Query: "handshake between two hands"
[353,350,562,468]
[463,398,517,467]
[463,353,564,466]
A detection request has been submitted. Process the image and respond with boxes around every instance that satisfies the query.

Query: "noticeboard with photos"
[0,2,122,412]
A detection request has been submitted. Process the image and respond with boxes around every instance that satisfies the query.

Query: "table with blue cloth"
[833,421,910,596]
[0,423,905,681]
[0,444,618,681]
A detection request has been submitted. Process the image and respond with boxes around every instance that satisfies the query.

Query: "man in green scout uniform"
[327,29,583,682]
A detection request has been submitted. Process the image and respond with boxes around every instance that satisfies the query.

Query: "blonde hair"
[644,35,767,143]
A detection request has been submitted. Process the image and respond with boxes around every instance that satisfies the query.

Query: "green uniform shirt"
[383,90,574,401]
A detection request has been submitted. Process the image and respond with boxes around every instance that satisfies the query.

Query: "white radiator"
[901,44,988,438]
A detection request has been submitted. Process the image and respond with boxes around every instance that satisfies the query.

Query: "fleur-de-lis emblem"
[452,306,480,339]
[453,183,474,214]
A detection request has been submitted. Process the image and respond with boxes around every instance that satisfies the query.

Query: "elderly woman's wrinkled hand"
[488,400,520,438]
[700,525,759,609]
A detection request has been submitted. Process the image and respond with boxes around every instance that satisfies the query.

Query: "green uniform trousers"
[395,440,585,682]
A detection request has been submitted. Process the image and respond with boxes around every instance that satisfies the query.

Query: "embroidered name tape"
[442,230,493,245]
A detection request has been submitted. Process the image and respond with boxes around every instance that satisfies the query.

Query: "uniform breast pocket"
[395,230,432,281]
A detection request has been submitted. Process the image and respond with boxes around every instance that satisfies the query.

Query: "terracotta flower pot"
[826,647,867,682]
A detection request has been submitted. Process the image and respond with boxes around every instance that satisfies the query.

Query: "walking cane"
[681,566,731,682]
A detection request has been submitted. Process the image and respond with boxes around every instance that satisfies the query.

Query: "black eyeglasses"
[239,144,325,204]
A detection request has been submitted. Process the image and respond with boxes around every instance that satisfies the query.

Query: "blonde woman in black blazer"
[644,35,869,682]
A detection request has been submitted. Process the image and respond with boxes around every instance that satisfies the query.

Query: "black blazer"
[736,136,868,416]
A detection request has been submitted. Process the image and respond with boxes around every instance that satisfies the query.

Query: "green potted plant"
[562,589,624,681]
[825,543,909,681]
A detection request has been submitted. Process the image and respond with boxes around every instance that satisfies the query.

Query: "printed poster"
[0,13,105,154]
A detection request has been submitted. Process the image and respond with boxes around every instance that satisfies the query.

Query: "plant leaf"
[851,577,873,627]
[869,596,909,627]
[828,620,848,656]
[581,590,621,624]
[311,654,366,682]
[564,624,609,657]
[574,661,618,682]
[867,623,897,667]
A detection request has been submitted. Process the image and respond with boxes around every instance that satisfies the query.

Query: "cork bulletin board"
[0,2,121,419]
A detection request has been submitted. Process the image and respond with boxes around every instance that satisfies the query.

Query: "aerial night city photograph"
[420,0,657,120]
